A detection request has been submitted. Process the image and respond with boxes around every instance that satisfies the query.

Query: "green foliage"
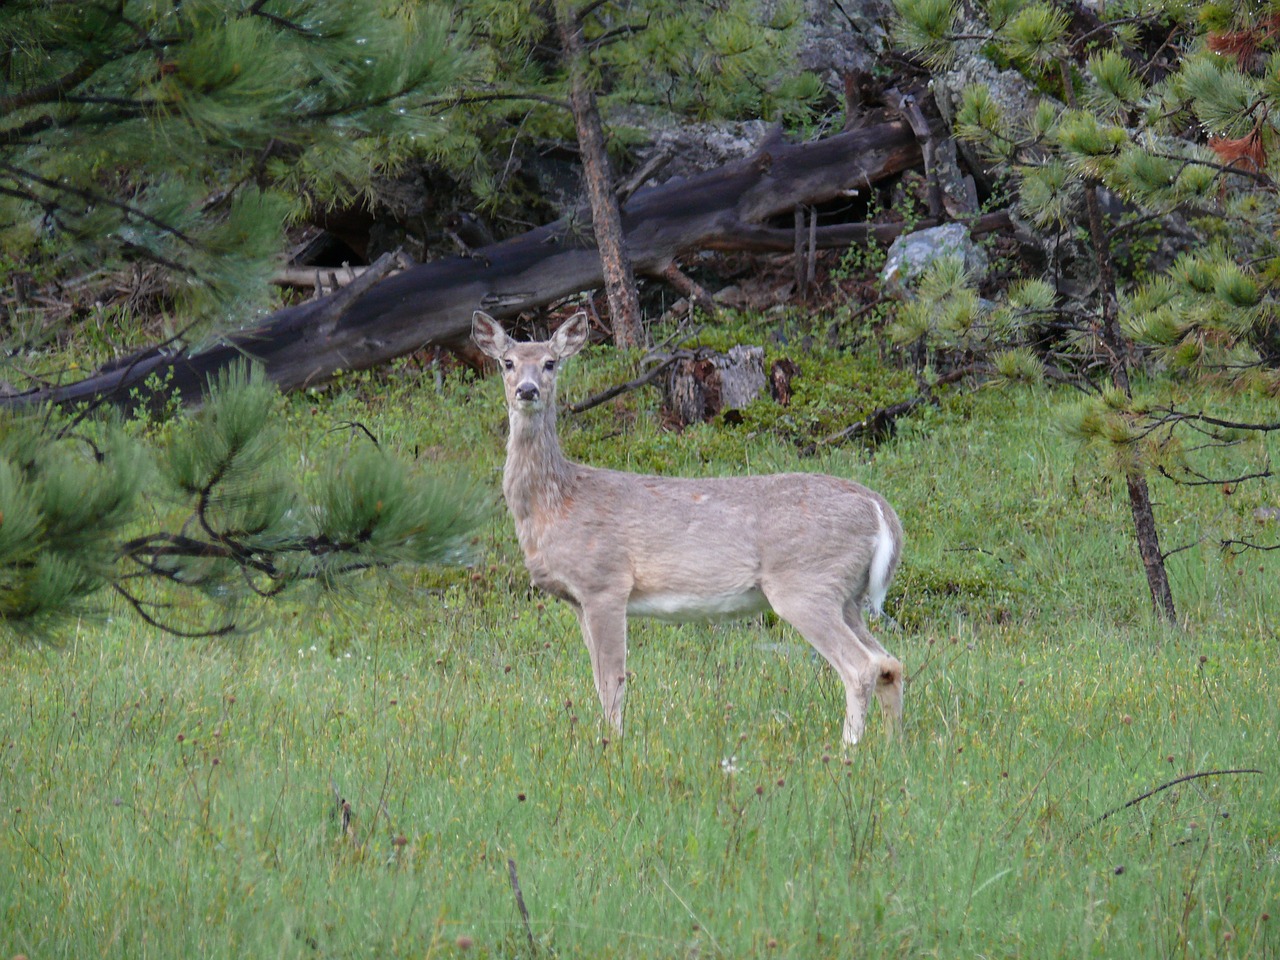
[1086,49,1144,115]
[991,345,1046,382]
[1178,53,1261,138]
[560,313,914,466]
[2,0,820,359]
[955,84,1017,159]
[311,445,485,571]
[998,3,1070,67]
[891,0,959,68]
[1115,246,1275,371]
[1055,110,1128,178]
[0,365,485,643]
[450,0,820,217]
[164,365,287,504]
[890,0,1280,621]
[888,256,986,350]
[0,413,140,636]
[0,1,468,329]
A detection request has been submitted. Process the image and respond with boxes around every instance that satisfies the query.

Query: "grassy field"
[2,333,1277,958]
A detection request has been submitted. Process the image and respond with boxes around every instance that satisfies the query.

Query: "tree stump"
[663,345,766,427]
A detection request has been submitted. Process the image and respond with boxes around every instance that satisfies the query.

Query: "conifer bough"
[0,365,487,642]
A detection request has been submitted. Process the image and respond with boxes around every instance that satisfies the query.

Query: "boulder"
[880,223,988,296]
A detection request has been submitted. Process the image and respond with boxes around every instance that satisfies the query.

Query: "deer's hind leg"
[844,598,903,735]
[765,588,884,746]
[570,596,629,734]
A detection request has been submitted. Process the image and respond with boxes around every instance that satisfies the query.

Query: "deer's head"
[472,311,589,414]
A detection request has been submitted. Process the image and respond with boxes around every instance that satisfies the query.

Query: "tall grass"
[2,347,1276,958]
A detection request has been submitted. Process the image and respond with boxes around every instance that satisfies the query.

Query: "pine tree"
[891,0,1280,621]
[0,3,488,642]
[443,0,820,343]
[455,0,817,176]
[0,1,467,337]
[0,365,487,643]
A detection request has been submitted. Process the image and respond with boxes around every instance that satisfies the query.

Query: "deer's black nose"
[515,382,540,402]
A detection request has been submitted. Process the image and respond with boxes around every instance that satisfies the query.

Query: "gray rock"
[794,0,892,94]
[652,119,775,179]
[880,223,989,296]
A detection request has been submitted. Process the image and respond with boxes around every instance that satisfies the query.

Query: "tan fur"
[473,311,905,745]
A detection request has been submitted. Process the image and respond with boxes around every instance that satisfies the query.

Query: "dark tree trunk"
[557,2,644,348]
[0,121,921,410]
[1066,59,1177,625]
[1085,178,1176,623]
[1126,472,1177,620]
[1096,197,1174,621]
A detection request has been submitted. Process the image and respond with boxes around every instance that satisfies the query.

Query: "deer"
[472,310,905,746]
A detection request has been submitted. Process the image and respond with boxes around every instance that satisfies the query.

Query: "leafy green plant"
[891,0,1280,621]
[0,364,486,642]
[0,1,467,335]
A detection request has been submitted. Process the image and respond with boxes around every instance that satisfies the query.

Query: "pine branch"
[1147,150,1274,186]
[0,161,196,245]
[119,242,197,277]
[111,583,237,638]
[585,22,650,52]
[1149,406,1280,433]
[300,81,452,121]
[0,58,100,113]
[2,108,148,146]
[0,116,57,145]
[62,94,158,110]
[246,1,317,36]
[421,91,572,113]
[575,0,612,23]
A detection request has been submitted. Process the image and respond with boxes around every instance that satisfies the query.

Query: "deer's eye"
[543,360,556,371]
[502,359,514,371]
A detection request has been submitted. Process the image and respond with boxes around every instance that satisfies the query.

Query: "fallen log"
[2,121,922,408]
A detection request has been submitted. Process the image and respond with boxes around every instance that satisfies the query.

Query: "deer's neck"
[503,405,576,524]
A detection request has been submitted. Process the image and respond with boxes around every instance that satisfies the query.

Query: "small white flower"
[720,756,739,775]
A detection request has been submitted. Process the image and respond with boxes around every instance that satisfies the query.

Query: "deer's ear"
[471,311,509,359]
[551,313,589,358]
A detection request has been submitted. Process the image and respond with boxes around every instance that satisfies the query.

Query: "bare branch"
[1079,769,1264,837]
[1157,464,1272,487]
[1150,406,1280,433]
[1220,538,1280,555]
[111,583,237,638]
[567,352,687,415]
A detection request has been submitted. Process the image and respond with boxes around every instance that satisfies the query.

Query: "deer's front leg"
[572,598,629,734]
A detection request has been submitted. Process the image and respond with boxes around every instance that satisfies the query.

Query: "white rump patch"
[866,502,895,618]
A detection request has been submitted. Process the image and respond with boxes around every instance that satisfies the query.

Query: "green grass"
[2,345,1278,958]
